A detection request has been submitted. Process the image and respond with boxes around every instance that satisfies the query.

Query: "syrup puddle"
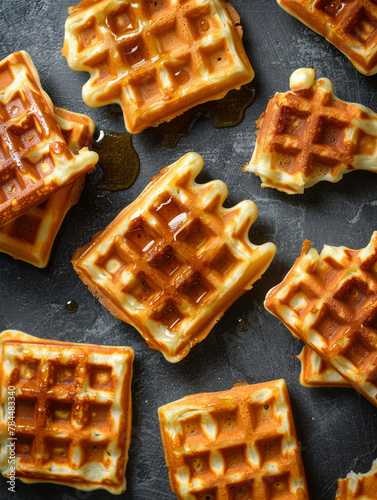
[92,129,140,191]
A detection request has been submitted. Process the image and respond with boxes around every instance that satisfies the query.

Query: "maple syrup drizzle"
[151,83,256,148]
[92,129,140,191]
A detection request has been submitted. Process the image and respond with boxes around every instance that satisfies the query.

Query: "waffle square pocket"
[0,330,134,494]
[265,233,377,407]
[72,152,276,363]
[158,380,309,499]
[0,51,98,227]
[62,0,254,134]
[0,107,96,267]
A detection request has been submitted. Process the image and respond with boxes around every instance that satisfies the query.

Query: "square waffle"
[0,329,134,494]
[72,152,276,363]
[158,380,309,500]
[0,51,98,227]
[297,346,349,388]
[0,106,95,267]
[277,0,377,76]
[244,68,377,194]
[265,233,377,408]
[336,459,377,499]
[62,0,254,134]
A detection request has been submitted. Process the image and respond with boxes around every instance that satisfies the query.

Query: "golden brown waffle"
[265,233,377,408]
[0,51,98,227]
[72,152,276,363]
[62,0,254,134]
[244,68,377,194]
[297,346,349,388]
[0,330,134,494]
[0,107,95,267]
[277,0,377,76]
[336,459,377,499]
[158,380,309,500]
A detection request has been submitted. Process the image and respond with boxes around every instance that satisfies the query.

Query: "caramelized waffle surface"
[244,68,377,194]
[72,152,276,363]
[0,107,95,267]
[277,0,377,76]
[297,346,349,388]
[265,233,377,407]
[62,0,254,134]
[0,330,134,494]
[336,459,377,499]
[158,380,309,500]
[0,51,98,227]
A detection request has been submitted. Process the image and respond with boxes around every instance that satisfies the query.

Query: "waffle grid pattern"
[246,69,377,194]
[277,0,377,75]
[0,330,134,494]
[73,153,276,362]
[159,380,309,499]
[63,0,254,133]
[0,51,97,226]
[265,233,377,407]
[0,107,95,267]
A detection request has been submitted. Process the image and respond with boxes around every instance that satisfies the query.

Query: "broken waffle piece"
[297,346,349,388]
[277,0,377,76]
[158,380,309,500]
[62,0,254,134]
[0,51,98,227]
[0,107,96,267]
[0,329,134,494]
[336,458,377,499]
[72,152,276,363]
[245,68,377,194]
[265,233,377,408]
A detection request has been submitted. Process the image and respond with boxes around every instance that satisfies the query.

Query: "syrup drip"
[92,129,140,191]
[236,317,249,332]
[65,300,78,313]
[152,83,256,148]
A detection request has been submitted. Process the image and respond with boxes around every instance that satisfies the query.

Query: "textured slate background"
[1,1,377,499]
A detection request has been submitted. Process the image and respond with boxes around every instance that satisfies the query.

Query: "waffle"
[265,233,377,408]
[297,346,349,388]
[0,329,134,494]
[277,0,377,76]
[62,0,254,134]
[0,107,95,267]
[336,459,377,499]
[244,68,377,194]
[0,51,98,227]
[72,152,276,363]
[158,380,309,500]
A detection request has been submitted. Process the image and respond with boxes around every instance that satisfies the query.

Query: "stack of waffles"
[265,232,377,408]
[277,0,377,75]
[0,51,98,227]
[62,0,254,133]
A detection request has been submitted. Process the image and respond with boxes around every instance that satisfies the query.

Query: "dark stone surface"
[0,1,377,499]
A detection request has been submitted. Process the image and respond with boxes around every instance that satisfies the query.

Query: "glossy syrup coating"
[72,152,276,363]
[62,0,254,134]
[0,51,98,227]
